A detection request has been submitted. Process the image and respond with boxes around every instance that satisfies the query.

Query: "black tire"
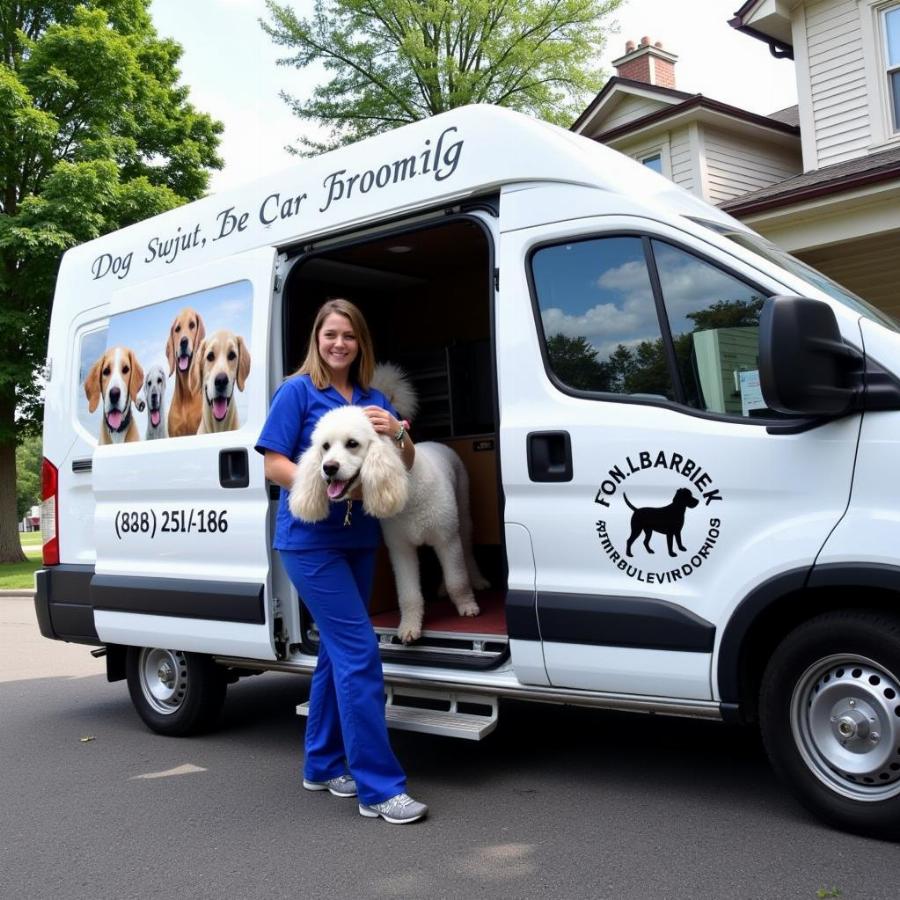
[759,610,900,840]
[125,646,227,736]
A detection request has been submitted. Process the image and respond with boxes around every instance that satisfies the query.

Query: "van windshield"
[692,218,898,332]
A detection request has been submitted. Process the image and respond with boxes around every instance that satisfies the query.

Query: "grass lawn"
[0,534,44,588]
[20,532,42,558]
[0,558,41,590]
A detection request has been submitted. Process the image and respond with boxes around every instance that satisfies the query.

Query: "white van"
[35,105,900,838]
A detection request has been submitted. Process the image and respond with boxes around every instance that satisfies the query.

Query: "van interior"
[277,214,509,668]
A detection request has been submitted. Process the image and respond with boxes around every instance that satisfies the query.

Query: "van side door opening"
[277,213,509,668]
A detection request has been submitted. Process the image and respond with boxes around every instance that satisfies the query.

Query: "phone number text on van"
[114,509,229,540]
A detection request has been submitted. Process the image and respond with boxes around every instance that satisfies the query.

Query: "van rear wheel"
[759,610,900,839]
[126,647,226,736]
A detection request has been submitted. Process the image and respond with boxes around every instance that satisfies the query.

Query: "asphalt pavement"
[2,597,899,900]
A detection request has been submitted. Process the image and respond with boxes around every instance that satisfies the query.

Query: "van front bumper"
[34,565,99,645]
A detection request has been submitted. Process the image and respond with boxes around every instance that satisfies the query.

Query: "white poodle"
[289,405,488,642]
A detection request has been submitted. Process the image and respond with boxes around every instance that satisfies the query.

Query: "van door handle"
[219,449,249,488]
[527,431,572,482]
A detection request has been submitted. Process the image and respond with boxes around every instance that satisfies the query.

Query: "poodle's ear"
[289,446,329,522]
[360,436,409,519]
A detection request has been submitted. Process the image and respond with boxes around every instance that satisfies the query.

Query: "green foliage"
[545,333,609,392]
[16,433,41,520]
[262,0,623,152]
[0,1,223,560]
[0,1,223,440]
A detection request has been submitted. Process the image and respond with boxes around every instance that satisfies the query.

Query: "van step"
[296,686,498,741]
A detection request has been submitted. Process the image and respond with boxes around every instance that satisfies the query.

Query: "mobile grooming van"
[35,105,900,837]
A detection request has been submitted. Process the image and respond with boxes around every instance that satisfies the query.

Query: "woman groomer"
[255,299,427,825]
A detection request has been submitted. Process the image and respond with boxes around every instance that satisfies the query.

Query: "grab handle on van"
[527,432,572,483]
[219,449,249,489]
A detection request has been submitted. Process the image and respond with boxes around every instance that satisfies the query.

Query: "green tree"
[0,2,223,562]
[16,432,41,521]
[546,333,610,392]
[262,0,623,152]
[686,297,764,331]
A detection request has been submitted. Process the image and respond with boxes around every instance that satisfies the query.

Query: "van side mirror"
[759,295,863,417]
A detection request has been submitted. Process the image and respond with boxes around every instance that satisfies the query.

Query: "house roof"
[766,105,800,127]
[720,144,900,214]
[588,93,800,144]
[570,76,695,133]
[729,1,794,58]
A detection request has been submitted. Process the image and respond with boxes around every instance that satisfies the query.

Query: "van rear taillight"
[41,457,59,566]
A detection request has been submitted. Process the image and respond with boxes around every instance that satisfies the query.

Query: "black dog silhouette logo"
[593,450,724,584]
[624,488,699,558]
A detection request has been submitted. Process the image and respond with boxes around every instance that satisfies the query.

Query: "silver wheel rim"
[790,653,900,801]
[138,648,188,716]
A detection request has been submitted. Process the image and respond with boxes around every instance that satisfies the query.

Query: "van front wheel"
[126,647,226,736]
[759,610,900,839]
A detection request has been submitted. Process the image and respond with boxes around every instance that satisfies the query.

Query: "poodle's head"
[288,405,409,522]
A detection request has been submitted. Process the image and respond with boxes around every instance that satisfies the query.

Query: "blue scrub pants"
[279,548,407,805]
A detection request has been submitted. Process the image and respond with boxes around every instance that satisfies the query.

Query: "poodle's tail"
[623,492,637,512]
[371,361,419,421]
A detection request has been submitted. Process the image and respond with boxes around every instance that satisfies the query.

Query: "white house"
[574,6,900,319]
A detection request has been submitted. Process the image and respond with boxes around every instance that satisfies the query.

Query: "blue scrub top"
[255,373,398,550]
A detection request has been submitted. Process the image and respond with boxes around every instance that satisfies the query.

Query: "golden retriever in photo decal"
[166,307,205,437]
[84,347,145,445]
[191,330,251,433]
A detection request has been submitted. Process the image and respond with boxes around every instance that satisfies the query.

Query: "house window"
[642,153,663,173]
[886,6,900,130]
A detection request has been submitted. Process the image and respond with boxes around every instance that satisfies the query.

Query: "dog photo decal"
[593,450,724,584]
[77,281,253,443]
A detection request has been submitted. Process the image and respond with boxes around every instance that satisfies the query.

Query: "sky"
[149,0,799,194]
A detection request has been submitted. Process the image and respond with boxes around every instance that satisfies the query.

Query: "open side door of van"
[90,248,277,661]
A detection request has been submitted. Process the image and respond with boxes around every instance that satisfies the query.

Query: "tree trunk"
[0,396,27,564]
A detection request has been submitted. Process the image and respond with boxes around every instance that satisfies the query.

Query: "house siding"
[703,127,801,204]
[669,127,694,194]
[805,0,871,167]
[798,229,900,319]
[600,94,670,132]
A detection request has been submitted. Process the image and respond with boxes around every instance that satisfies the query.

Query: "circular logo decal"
[594,450,724,584]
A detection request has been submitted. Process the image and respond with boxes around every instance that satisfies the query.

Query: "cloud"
[540,256,662,360]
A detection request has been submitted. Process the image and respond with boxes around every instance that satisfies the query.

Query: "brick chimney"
[612,37,678,89]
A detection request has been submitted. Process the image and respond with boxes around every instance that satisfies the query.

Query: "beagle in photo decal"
[84,347,145,445]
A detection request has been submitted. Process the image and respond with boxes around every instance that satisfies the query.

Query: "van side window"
[77,327,109,439]
[651,241,771,418]
[531,237,676,401]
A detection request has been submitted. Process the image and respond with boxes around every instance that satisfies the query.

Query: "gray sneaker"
[302,774,357,798]
[358,792,428,824]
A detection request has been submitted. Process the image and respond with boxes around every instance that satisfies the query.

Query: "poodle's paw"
[456,600,480,617]
[397,618,422,644]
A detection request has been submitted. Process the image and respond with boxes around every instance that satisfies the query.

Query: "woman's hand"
[363,405,415,471]
[363,405,399,436]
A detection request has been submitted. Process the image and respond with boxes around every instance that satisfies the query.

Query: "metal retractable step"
[296,685,498,741]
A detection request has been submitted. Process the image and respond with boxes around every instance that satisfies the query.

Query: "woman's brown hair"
[295,299,375,390]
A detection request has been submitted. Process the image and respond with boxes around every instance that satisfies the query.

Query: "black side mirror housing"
[759,296,863,417]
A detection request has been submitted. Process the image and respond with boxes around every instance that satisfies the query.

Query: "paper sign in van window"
[78,280,253,444]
